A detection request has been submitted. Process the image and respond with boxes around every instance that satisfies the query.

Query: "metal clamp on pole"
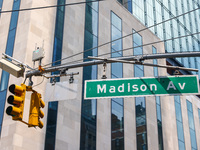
[102,61,107,79]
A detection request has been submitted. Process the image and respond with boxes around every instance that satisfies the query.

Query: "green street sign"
[84,75,199,99]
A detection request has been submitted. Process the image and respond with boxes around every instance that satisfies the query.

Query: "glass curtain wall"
[80,0,98,149]
[118,0,200,76]
[153,46,163,150]
[44,0,65,149]
[111,12,124,150]
[0,0,21,137]
[174,96,185,150]
[133,30,147,150]
[186,100,197,150]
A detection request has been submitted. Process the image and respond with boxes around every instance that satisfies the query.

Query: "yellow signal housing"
[6,84,26,120]
[28,92,45,128]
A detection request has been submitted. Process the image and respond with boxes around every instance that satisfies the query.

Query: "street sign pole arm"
[88,56,198,72]
[26,51,200,78]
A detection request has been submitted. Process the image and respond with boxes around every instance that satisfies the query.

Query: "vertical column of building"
[0,0,21,137]
[174,96,186,150]
[44,0,65,149]
[133,30,148,150]
[186,100,198,150]
[110,12,124,150]
[80,0,99,149]
[153,46,164,150]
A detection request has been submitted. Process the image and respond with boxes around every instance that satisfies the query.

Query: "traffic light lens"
[7,95,23,105]
[6,106,13,115]
[9,84,15,94]
[9,84,23,94]
[7,95,14,105]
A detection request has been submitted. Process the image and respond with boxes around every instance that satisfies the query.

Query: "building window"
[0,0,3,17]
[111,12,124,150]
[198,108,200,123]
[117,0,132,13]
[174,96,185,150]
[0,0,21,91]
[0,90,7,136]
[152,46,158,77]
[0,0,21,137]
[153,46,164,150]
[44,0,65,149]
[186,100,197,150]
[80,0,98,149]
[133,30,147,150]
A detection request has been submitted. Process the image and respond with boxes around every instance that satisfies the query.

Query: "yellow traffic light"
[6,84,26,120]
[28,92,45,128]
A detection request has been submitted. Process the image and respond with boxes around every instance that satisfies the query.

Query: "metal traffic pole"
[25,51,200,78]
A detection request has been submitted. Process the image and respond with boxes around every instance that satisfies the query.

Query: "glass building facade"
[119,0,200,76]
[133,30,148,150]
[111,12,124,150]
[153,46,164,150]
[186,100,197,150]
[174,96,185,150]
[0,0,200,150]
[0,0,21,136]
[44,0,65,149]
[80,0,98,149]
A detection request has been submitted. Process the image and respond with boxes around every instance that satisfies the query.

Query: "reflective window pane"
[111,12,122,30]
[45,1,65,149]
[177,121,184,142]
[175,96,185,150]
[0,90,7,136]
[111,12,124,150]
[80,2,98,150]
[175,101,182,122]
[198,109,200,123]
[186,100,197,150]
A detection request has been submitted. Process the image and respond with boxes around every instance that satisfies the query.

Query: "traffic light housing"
[6,84,26,120]
[28,92,45,128]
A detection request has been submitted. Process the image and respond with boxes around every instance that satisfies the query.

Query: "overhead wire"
[32,76,45,88]
[40,6,200,68]
[41,31,200,70]
[0,0,105,13]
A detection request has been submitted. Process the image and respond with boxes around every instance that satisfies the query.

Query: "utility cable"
[41,31,200,70]
[40,6,200,68]
[0,0,105,13]
[32,76,44,88]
